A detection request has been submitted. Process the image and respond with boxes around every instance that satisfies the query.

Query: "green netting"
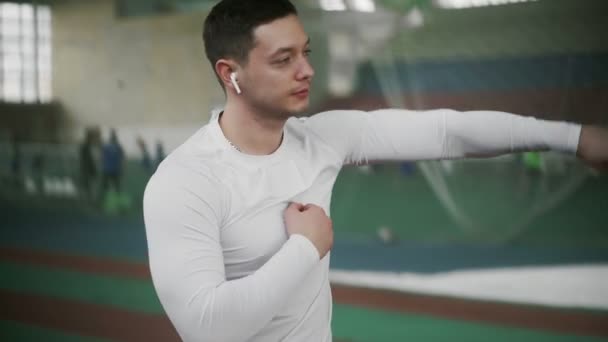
[316,5,601,244]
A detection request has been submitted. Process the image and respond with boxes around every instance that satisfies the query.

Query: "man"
[79,128,99,202]
[101,129,125,193]
[143,1,608,341]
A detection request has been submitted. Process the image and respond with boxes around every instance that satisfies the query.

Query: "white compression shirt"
[143,109,580,342]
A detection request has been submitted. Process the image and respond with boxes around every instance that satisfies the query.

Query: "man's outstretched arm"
[306,109,606,166]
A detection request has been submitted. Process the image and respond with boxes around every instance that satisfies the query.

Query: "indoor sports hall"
[1,0,607,341]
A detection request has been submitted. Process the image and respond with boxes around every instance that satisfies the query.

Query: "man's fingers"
[287,203,327,215]
[302,203,328,216]
[286,202,304,212]
[302,203,321,212]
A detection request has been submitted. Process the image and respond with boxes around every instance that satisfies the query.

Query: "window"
[0,2,51,103]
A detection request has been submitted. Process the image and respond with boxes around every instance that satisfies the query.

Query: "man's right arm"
[143,166,320,342]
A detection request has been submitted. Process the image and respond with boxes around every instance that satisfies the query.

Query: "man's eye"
[304,49,312,56]
[277,56,291,64]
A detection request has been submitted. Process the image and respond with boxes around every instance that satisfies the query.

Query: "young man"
[143,1,608,341]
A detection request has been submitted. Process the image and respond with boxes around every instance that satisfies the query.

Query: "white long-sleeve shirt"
[143,109,580,342]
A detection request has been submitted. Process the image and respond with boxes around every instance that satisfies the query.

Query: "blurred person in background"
[143,1,608,341]
[100,128,124,194]
[79,127,99,202]
[154,139,165,171]
[136,136,153,175]
[9,133,23,190]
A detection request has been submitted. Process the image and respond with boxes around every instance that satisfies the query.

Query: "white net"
[319,2,596,242]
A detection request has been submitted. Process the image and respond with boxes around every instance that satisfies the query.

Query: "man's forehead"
[251,15,308,52]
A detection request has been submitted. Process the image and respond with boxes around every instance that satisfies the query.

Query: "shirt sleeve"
[305,108,581,164]
[143,165,320,342]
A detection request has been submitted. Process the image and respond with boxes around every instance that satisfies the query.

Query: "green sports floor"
[2,259,606,341]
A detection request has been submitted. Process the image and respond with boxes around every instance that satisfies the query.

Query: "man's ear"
[216,59,240,93]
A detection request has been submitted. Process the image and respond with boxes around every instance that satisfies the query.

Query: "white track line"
[330,264,608,310]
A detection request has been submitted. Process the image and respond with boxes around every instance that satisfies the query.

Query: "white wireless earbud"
[230,72,241,94]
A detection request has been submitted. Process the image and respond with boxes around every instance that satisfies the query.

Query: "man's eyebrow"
[269,37,311,58]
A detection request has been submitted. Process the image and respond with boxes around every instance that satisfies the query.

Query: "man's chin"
[264,101,309,119]
[288,102,310,117]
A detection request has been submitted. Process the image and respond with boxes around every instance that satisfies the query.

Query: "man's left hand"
[578,125,608,172]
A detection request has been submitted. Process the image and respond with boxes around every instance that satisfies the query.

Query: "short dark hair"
[203,0,298,69]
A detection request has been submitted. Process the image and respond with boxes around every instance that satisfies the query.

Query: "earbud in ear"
[230,72,241,94]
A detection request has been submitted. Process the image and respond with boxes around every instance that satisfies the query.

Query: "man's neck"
[219,103,286,156]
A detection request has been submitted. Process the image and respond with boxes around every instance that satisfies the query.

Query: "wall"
[50,0,329,154]
[49,0,216,153]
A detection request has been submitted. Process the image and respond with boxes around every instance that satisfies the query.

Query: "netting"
[318,1,603,242]
[367,49,591,242]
